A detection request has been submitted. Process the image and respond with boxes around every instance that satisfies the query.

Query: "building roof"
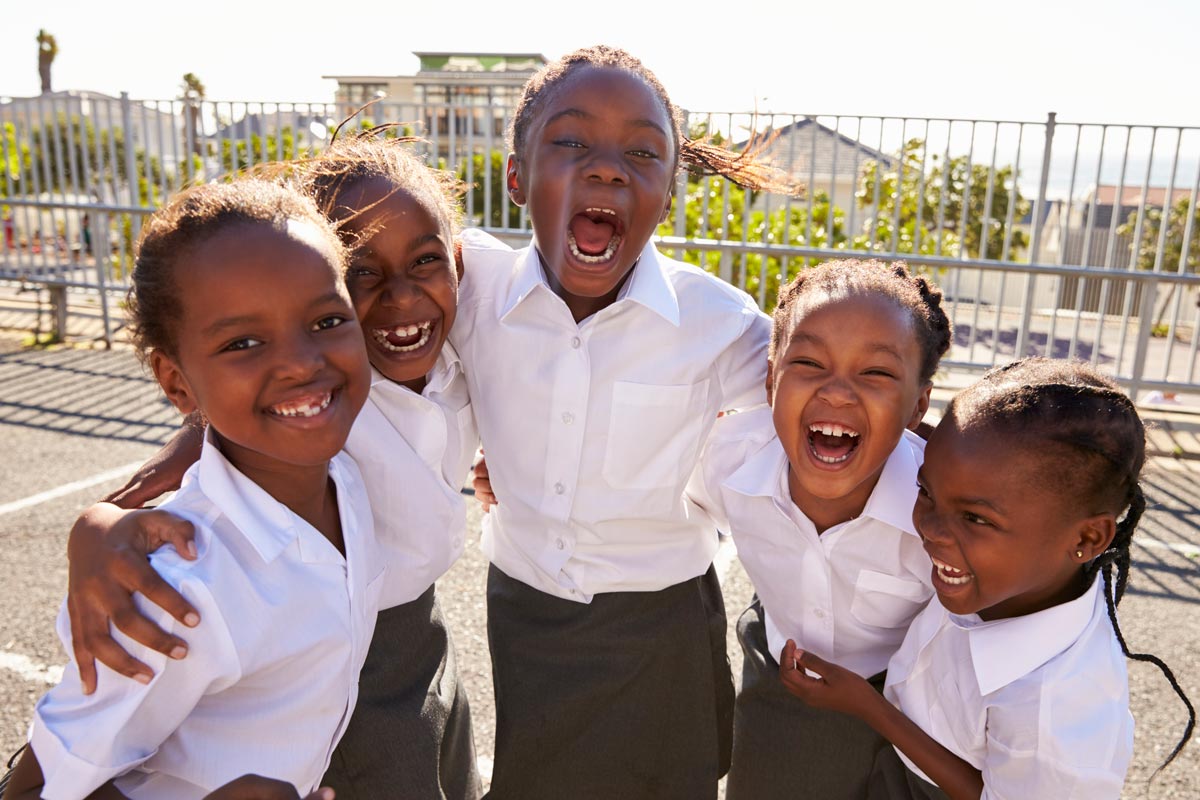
[1092,184,1193,207]
[736,117,894,179]
[413,51,547,60]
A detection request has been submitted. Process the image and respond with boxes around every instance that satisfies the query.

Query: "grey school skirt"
[483,563,734,800]
[322,584,482,800]
[725,598,891,800]
[867,745,952,800]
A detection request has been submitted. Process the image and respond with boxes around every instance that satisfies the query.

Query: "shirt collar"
[858,430,922,537]
[958,575,1106,696]
[367,340,463,398]
[499,240,681,327]
[195,428,299,564]
[723,428,922,541]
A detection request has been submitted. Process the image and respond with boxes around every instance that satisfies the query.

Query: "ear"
[765,359,775,408]
[659,190,674,224]
[454,239,465,282]
[150,349,198,416]
[905,381,933,432]
[1073,513,1118,563]
[506,154,526,207]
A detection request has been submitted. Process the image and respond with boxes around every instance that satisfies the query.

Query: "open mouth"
[267,390,334,419]
[370,320,434,354]
[807,422,861,465]
[930,557,973,586]
[566,207,625,265]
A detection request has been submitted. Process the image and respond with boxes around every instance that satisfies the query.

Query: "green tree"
[37,30,57,94]
[457,149,521,228]
[856,138,1030,260]
[1117,197,1200,328]
[219,126,306,174]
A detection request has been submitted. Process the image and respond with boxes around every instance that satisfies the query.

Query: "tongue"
[570,214,616,255]
[386,328,421,347]
[812,431,857,460]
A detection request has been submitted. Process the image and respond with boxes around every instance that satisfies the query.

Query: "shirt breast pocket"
[602,379,710,491]
[850,569,931,630]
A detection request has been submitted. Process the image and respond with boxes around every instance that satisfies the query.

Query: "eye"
[554,139,585,149]
[314,315,349,331]
[628,148,659,159]
[412,253,446,270]
[863,368,897,379]
[347,264,380,280]
[915,480,929,498]
[791,357,822,368]
[963,511,994,527]
[221,337,262,353]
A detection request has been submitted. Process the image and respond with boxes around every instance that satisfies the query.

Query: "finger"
[304,790,334,800]
[107,594,190,660]
[114,551,200,628]
[142,512,199,560]
[795,648,831,678]
[473,459,489,480]
[84,628,155,684]
[68,597,99,695]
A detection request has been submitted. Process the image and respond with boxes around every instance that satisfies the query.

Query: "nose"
[912,495,949,545]
[379,273,421,309]
[275,330,326,382]
[815,375,856,407]
[584,146,629,185]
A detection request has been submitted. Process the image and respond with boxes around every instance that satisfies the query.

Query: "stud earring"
[1075,550,1084,559]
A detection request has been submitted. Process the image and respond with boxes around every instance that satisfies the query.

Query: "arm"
[779,641,984,800]
[68,418,205,693]
[471,452,497,512]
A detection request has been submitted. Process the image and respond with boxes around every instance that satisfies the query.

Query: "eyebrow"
[544,108,669,138]
[201,291,348,337]
[788,331,904,361]
[356,232,443,258]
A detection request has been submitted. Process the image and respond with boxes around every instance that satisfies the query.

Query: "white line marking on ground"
[0,460,145,517]
[476,755,494,783]
[0,650,63,685]
[1138,537,1200,558]
[715,536,738,585]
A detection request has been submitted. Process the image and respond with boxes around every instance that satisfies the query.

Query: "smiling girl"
[3,180,376,799]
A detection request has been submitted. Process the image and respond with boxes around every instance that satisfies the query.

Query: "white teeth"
[585,207,617,216]
[269,392,332,418]
[567,230,621,264]
[808,423,859,438]
[371,320,433,353]
[932,558,972,585]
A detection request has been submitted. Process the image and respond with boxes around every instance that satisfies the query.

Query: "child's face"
[770,293,931,531]
[507,65,675,317]
[914,421,1108,620]
[339,178,457,391]
[151,221,370,481]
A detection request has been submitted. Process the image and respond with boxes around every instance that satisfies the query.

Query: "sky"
[2,0,1198,127]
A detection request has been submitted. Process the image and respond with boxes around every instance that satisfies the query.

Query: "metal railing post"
[1014,112,1056,358]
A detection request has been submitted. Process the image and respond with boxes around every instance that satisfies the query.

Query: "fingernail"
[184,613,200,627]
[170,645,187,659]
[134,673,152,685]
[186,541,198,558]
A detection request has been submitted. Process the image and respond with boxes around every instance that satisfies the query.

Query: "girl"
[688,259,951,799]
[63,135,484,800]
[4,180,377,798]
[779,357,1196,799]
[452,45,795,799]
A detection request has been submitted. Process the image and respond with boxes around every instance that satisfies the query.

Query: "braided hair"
[507,45,800,196]
[768,258,952,383]
[948,357,1194,773]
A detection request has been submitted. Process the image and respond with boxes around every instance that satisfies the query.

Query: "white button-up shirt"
[885,579,1134,799]
[345,345,477,608]
[453,229,770,601]
[692,406,933,677]
[30,434,384,800]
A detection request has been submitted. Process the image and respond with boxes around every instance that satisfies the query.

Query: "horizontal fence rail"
[1,93,1197,397]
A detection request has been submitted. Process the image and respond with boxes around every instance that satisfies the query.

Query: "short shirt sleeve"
[30,570,240,800]
[713,302,770,412]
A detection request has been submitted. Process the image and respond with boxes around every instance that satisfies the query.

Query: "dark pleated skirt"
[867,745,952,800]
[483,563,734,800]
[725,598,891,800]
[323,584,482,800]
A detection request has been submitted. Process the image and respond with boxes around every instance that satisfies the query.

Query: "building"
[323,52,547,138]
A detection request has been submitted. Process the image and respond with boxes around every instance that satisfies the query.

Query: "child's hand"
[201,775,333,799]
[67,502,200,693]
[472,453,497,512]
[778,639,883,721]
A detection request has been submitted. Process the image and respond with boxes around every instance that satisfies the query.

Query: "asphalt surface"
[1,333,1198,797]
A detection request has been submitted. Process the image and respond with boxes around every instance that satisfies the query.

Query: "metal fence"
[1,92,1198,397]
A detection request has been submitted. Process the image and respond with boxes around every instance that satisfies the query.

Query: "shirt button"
[570,336,582,349]
[556,538,565,550]
[554,482,565,495]
[562,412,574,425]
[814,608,826,619]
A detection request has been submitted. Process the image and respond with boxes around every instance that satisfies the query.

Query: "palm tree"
[180,72,206,157]
[37,29,58,94]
